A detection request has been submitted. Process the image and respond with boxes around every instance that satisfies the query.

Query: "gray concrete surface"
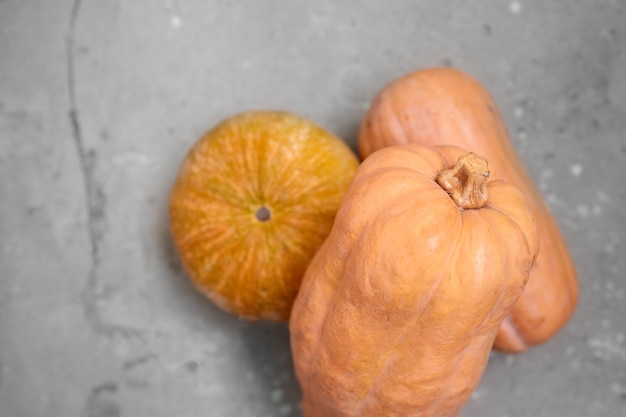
[1,1,626,416]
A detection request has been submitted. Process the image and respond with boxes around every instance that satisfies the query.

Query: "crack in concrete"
[66,0,140,339]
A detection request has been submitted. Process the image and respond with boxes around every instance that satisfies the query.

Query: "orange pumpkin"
[358,67,578,352]
[169,111,359,321]
[290,144,538,417]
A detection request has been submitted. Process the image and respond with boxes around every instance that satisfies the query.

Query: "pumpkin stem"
[436,153,490,209]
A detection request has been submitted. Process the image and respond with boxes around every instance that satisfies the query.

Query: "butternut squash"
[290,144,538,417]
[358,67,578,352]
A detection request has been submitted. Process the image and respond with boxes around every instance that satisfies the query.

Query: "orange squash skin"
[358,67,578,352]
[169,111,359,321]
[289,144,539,417]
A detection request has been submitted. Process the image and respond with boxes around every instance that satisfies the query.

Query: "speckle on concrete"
[1,1,626,416]
[509,1,523,14]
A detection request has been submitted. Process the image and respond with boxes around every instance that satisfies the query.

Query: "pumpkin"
[358,67,578,352]
[169,111,359,321]
[289,144,538,417]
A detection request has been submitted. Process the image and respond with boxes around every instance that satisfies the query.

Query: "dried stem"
[436,153,490,209]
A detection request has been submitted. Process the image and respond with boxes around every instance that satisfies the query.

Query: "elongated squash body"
[358,67,578,352]
[290,144,538,417]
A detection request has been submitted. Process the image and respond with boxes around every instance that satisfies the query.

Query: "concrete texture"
[1,0,625,416]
